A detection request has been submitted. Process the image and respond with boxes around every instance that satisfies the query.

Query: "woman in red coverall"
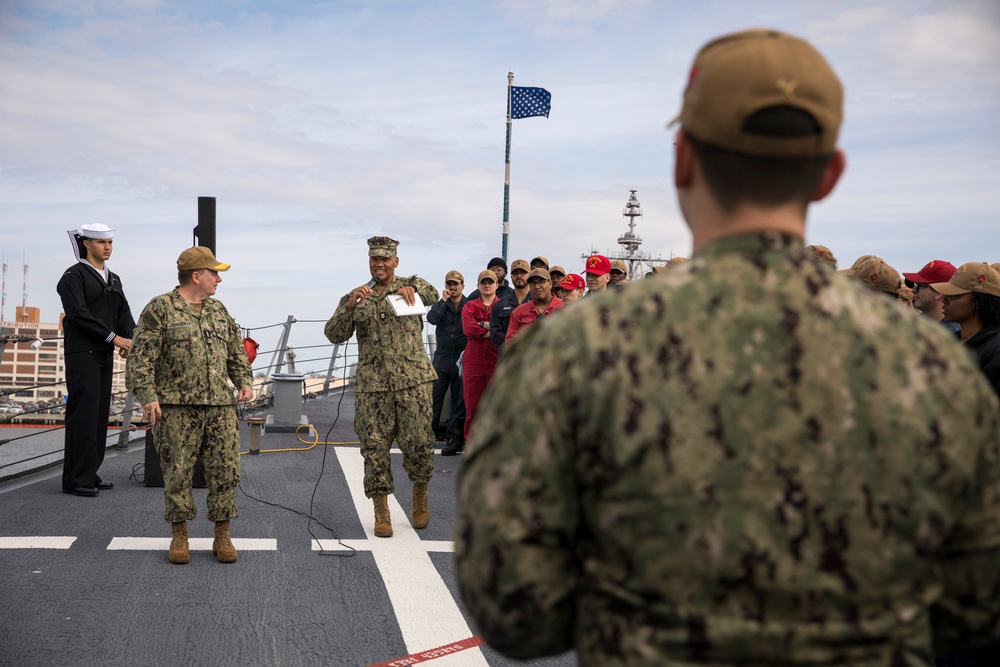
[462,269,500,440]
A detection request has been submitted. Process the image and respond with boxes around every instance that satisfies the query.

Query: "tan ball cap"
[676,29,843,157]
[806,244,837,269]
[177,246,231,271]
[527,268,551,283]
[510,259,531,274]
[851,258,900,295]
[930,262,1000,297]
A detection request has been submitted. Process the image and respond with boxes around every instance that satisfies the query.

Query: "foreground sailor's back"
[455,29,1000,666]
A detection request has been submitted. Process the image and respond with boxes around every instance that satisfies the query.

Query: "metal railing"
[0,316,439,480]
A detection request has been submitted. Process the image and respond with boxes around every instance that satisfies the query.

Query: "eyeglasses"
[528,280,550,287]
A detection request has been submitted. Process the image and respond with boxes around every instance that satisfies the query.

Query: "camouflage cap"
[676,29,843,157]
[610,259,628,274]
[930,262,1000,297]
[510,259,530,274]
[806,244,837,268]
[549,265,566,277]
[177,246,231,272]
[992,262,1000,274]
[851,258,901,296]
[367,236,399,258]
[477,269,498,284]
[530,256,550,269]
[445,270,464,284]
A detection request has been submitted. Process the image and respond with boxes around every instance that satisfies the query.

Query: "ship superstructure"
[582,190,676,279]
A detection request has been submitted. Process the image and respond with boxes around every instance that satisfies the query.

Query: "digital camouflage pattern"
[455,233,1000,666]
[325,274,439,498]
[127,288,252,523]
[355,384,435,497]
[324,275,439,392]
[126,288,253,405]
[154,404,240,522]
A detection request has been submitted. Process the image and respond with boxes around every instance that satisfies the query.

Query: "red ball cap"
[559,274,586,291]
[901,260,957,285]
[584,254,610,276]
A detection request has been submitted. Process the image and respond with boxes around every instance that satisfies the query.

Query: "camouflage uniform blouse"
[325,275,438,392]
[126,288,252,405]
[455,233,1000,666]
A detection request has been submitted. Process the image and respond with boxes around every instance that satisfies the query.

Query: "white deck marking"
[107,537,277,551]
[312,539,453,553]
[0,536,77,549]
[335,446,488,666]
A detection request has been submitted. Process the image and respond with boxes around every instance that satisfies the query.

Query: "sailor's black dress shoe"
[95,480,114,490]
[64,487,99,497]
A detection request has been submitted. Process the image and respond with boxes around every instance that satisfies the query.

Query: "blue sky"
[2,0,999,372]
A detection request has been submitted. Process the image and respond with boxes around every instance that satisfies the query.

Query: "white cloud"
[808,5,901,37]
[504,0,653,24]
[887,12,1000,67]
[2,0,999,374]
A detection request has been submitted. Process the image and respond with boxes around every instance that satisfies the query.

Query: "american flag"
[511,86,551,119]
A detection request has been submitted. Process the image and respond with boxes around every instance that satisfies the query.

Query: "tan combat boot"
[169,521,190,564]
[372,494,393,538]
[212,520,239,563]
[412,482,429,529]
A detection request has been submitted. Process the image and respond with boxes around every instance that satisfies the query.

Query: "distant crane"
[21,254,28,320]
[1,252,7,322]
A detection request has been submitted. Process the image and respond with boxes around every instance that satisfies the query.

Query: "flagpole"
[502,71,513,264]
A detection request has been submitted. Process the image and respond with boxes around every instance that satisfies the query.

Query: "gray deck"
[0,389,576,667]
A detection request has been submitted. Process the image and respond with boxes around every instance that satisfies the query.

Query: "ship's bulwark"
[0,388,574,667]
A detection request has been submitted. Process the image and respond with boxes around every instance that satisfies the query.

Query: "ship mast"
[616,190,644,280]
[587,190,669,280]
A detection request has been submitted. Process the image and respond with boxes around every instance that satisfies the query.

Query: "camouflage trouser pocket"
[155,405,240,522]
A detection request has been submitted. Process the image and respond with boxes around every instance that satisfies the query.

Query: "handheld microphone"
[366,278,378,289]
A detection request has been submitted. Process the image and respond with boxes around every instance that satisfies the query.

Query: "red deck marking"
[366,636,486,667]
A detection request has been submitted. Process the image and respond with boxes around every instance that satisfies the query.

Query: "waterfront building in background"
[1,305,128,414]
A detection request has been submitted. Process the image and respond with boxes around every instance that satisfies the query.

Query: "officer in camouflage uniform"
[325,236,438,538]
[126,247,253,565]
[455,30,1000,665]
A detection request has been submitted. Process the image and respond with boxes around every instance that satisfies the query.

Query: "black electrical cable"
[237,339,357,558]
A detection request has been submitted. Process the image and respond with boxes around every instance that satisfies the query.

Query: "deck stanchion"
[246,417,265,455]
